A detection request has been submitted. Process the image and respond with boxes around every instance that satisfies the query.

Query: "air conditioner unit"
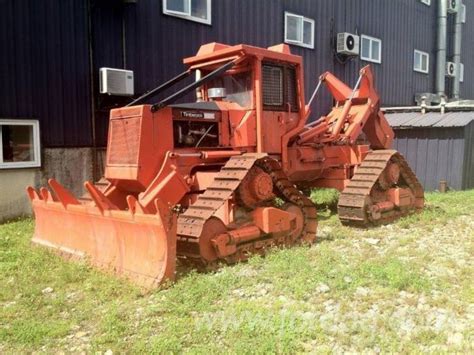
[415,93,442,106]
[99,68,134,96]
[461,4,466,23]
[336,32,360,56]
[447,0,459,13]
[446,61,456,77]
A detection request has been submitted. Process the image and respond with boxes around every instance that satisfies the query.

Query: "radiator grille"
[107,117,141,165]
[262,65,283,106]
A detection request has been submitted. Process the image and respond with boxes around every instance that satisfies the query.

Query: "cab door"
[261,63,300,153]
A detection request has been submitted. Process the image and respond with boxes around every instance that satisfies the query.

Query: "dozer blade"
[26,184,176,289]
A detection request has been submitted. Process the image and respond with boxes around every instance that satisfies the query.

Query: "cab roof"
[183,42,302,69]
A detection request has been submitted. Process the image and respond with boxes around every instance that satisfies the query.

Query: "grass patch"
[396,189,474,228]
[310,188,339,211]
[1,190,473,352]
[358,258,430,292]
[0,319,70,347]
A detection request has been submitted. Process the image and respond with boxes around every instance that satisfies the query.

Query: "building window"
[460,63,464,82]
[461,4,466,23]
[420,0,431,5]
[0,120,41,169]
[284,12,315,49]
[414,50,429,74]
[360,35,382,64]
[163,0,211,25]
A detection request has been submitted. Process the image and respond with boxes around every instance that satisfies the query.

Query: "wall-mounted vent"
[336,32,360,56]
[447,0,459,13]
[99,68,134,96]
[446,61,456,77]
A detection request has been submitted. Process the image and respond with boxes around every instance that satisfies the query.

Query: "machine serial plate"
[180,111,215,120]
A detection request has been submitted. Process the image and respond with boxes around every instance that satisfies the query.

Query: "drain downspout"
[436,0,448,97]
[453,2,463,99]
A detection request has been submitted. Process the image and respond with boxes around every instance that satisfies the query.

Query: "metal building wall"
[0,0,93,147]
[460,1,474,99]
[90,0,127,147]
[122,0,442,114]
[84,0,474,146]
[462,121,474,189]
[333,0,437,105]
[1,0,474,148]
[123,0,337,123]
[392,127,466,191]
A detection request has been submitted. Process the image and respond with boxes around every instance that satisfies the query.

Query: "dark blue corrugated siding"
[334,0,437,105]
[393,127,466,190]
[461,2,474,99]
[0,0,92,147]
[124,0,338,120]
[1,0,474,148]
[462,122,474,189]
[123,0,444,118]
[90,0,126,146]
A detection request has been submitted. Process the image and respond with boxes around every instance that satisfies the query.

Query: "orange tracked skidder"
[27,43,424,289]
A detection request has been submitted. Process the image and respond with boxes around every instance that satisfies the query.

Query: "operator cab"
[142,43,305,152]
[170,54,255,149]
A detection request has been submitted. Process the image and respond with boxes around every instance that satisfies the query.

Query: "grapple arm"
[326,66,394,148]
[297,66,394,149]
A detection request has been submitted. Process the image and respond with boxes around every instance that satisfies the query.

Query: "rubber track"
[338,149,424,227]
[176,153,317,266]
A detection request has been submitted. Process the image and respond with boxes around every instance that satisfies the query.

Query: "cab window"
[262,63,298,111]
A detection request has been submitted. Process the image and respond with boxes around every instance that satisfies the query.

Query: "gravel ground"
[295,214,474,352]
